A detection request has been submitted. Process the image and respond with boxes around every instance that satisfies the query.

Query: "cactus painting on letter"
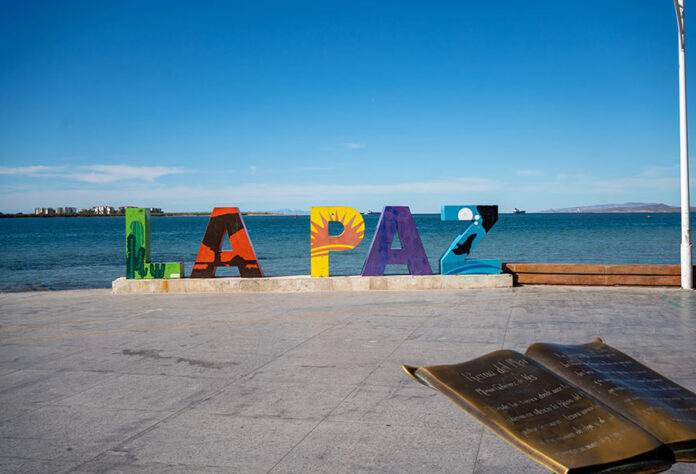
[125,208,184,279]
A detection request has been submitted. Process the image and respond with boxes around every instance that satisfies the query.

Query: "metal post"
[675,0,693,289]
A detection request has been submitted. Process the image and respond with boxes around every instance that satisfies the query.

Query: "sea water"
[0,213,693,292]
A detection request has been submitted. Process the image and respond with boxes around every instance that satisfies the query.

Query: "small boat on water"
[513,208,526,214]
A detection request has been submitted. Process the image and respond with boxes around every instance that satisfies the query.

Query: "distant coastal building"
[32,205,161,216]
[56,207,77,215]
[117,206,162,214]
[91,205,116,215]
[35,207,55,215]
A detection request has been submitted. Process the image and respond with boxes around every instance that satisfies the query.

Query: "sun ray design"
[310,207,365,277]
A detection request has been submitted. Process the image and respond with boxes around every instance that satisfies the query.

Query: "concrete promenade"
[0,287,694,473]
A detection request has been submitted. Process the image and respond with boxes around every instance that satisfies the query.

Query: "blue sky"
[1,1,695,213]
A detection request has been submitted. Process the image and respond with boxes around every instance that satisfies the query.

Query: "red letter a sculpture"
[190,207,263,278]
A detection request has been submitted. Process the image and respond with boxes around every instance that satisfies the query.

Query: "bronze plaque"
[527,339,696,462]
[404,350,673,474]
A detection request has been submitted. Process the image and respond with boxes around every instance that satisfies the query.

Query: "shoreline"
[0,212,304,218]
[3,210,694,218]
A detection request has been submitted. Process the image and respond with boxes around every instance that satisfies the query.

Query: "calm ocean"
[0,213,694,292]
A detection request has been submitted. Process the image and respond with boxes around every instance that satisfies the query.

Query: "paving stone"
[0,457,79,474]
[0,286,692,473]
[191,380,355,421]
[269,420,481,474]
[0,368,118,422]
[55,373,228,411]
[0,405,170,461]
[116,411,317,472]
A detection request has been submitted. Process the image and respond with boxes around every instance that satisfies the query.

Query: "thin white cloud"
[516,170,540,176]
[519,169,678,194]
[0,166,58,176]
[260,177,499,199]
[589,176,677,193]
[70,165,185,183]
[552,165,681,184]
[636,165,679,177]
[555,173,586,180]
[0,164,187,183]
[6,160,691,213]
[0,176,504,212]
[245,165,275,176]
[341,142,366,149]
[140,178,502,203]
[5,171,696,214]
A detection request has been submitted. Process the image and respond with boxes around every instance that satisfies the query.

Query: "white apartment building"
[91,206,116,215]
[55,207,77,215]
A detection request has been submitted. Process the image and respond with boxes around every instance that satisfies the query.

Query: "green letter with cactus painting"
[126,208,184,279]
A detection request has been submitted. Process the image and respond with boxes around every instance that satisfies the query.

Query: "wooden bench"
[502,263,693,287]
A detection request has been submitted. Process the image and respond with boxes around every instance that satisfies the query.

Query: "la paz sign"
[125,205,500,279]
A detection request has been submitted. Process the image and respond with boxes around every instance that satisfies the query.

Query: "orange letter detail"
[191,207,263,278]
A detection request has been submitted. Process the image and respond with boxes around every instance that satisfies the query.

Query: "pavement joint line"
[0,454,80,465]
[0,319,108,334]
[0,404,49,427]
[470,425,487,474]
[0,301,452,345]
[239,321,353,385]
[68,326,354,472]
[471,287,518,473]
[265,312,431,474]
[68,321,356,473]
[63,324,359,473]
[6,369,122,410]
[499,288,517,349]
[114,370,238,381]
[23,348,87,371]
[39,403,178,414]
[0,313,347,345]
[66,409,179,474]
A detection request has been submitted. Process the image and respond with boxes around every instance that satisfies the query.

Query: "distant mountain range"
[251,205,695,215]
[539,202,696,213]
[266,208,309,215]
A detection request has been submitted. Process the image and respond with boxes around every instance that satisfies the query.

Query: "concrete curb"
[112,274,513,294]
